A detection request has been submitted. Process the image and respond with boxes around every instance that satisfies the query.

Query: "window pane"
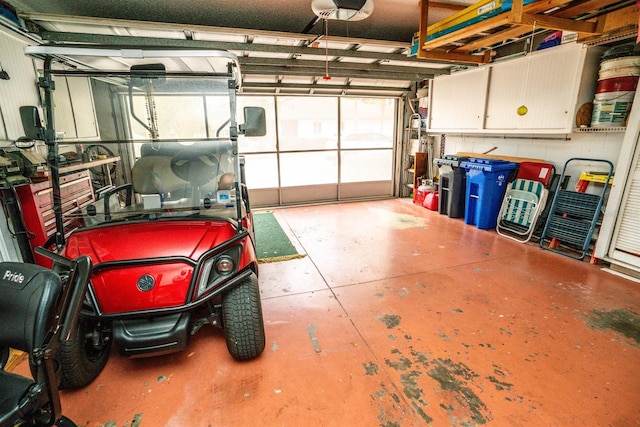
[340,98,395,149]
[280,152,338,186]
[277,97,338,151]
[244,153,279,189]
[237,96,277,153]
[129,95,207,140]
[341,149,393,183]
[205,95,232,138]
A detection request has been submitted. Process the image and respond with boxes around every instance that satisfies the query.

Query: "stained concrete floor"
[17,198,640,426]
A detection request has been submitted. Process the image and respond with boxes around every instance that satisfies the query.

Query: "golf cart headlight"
[215,256,235,274]
[197,258,215,296]
[196,247,241,298]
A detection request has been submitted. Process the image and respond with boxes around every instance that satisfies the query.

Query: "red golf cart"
[19,45,267,389]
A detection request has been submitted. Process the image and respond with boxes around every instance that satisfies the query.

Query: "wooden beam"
[418,0,430,53]
[517,12,599,33]
[429,2,466,12]
[454,0,630,53]
[418,0,492,63]
[553,0,618,18]
[456,152,547,163]
[417,48,491,64]
[422,0,575,50]
[455,25,533,53]
[509,0,525,22]
[423,14,511,49]
[596,4,639,33]
[417,0,490,64]
[516,0,577,15]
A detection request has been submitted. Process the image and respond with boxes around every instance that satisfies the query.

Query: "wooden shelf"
[60,156,120,174]
[417,0,639,64]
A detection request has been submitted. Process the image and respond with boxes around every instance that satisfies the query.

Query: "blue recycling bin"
[460,158,518,229]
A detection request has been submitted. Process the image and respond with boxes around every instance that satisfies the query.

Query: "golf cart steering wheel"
[170,150,219,188]
[85,144,116,176]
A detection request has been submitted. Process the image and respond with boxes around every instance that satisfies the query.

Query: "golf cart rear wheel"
[222,273,265,360]
[59,317,111,390]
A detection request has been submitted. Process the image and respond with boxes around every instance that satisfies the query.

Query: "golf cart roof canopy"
[24,45,241,81]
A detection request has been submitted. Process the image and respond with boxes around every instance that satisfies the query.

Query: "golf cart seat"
[140,142,233,183]
[0,255,91,427]
[131,155,189,200]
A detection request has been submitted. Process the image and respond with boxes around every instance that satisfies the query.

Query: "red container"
[423,191,439,211]
[516,161,554,187]
[596,75,639,93]
[414,189,428,205]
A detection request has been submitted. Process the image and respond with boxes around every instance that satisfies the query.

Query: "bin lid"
[434,155,469,167]
[460,157,518,172]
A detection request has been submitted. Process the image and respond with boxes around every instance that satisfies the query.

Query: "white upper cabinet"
[485,43,598,132]
[66,77,99,139]
[0,26,41,141]
[52,76,76,139]
[428,67,489,130]
[428,43,602,134]
[53,76,100,140]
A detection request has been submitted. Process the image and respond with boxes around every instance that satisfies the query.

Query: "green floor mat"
[253,211,304,263]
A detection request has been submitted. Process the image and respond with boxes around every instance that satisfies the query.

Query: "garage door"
[239,95,397,207]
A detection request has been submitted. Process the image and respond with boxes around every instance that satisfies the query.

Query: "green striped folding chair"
[496,178,548,243]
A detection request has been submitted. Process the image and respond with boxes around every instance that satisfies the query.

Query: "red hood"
[64,220,238,263]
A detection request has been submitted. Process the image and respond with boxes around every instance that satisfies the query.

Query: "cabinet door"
[67,77,99,138]
[485,44,585,132]
[53,76,99,140]
[53,76,77,139]
[429,67,489,130]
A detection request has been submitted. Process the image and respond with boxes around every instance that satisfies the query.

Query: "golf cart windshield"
[21,46,260,236]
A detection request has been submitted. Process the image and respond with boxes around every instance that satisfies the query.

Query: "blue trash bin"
[460,158,518,229]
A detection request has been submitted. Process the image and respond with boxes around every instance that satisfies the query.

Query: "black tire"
[58,317,111,390]
[221,273,265,360]
[55,416,78,427]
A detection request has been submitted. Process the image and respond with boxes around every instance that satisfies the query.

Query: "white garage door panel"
[612,164,640,258]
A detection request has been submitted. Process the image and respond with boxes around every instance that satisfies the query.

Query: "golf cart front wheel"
[221,273,266,360]
[59,317,111,390]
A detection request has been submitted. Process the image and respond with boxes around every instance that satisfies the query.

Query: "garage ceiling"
[3,0,486,95]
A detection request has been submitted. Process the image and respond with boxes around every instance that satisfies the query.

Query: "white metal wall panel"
[0,27,40,141]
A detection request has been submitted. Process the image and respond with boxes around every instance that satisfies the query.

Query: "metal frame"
[540,158,614,260]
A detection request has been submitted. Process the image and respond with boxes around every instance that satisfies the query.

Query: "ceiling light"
[311,0,374,21]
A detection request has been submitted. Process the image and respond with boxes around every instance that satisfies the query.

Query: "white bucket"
[600,56,640,72]
[594,91,635,102]
[591,91,635,127]
[599,66,640,79]
[599,56,640,79]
